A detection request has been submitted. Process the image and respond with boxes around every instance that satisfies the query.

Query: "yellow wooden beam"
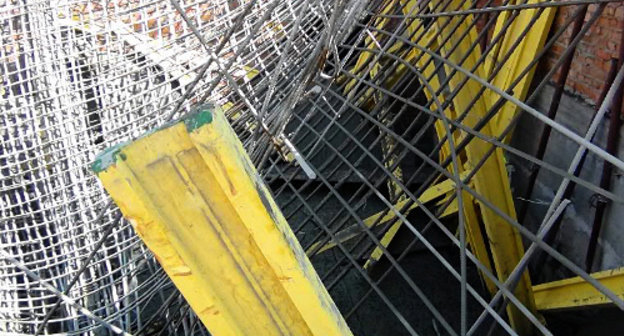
[342,0,421,269]
[533,267,624,311]
[426,0,536,333]
[363,52,408,270]
[306,174,465,257]
[486,0,555,138]
[343,0,403,95]
[396,0,498,303]
[92,106,352,336]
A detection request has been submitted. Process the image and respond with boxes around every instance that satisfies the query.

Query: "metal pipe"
[517,5,589,224]
[585,18,624,271]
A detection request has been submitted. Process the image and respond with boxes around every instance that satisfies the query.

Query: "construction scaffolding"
[2,0,624,335]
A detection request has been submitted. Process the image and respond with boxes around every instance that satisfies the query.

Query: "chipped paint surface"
[184,107,213,132]
[91,141,128,173]
[93,104,214,173]
[93,106,352,336]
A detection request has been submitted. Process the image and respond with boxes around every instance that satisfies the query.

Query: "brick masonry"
[543,3,624,106]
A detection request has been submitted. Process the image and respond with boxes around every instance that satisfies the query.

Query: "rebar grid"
[2,0,624,335]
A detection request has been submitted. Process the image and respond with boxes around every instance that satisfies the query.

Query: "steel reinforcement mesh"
[2,0,624,335]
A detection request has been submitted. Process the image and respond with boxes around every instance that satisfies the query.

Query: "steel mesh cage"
[2,0,624,335]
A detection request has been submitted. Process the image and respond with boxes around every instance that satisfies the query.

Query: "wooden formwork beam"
[398,0,500,303]
[427,1,537,333]
[92,106,352,336]
[486,0,555,138]
[533,267,624,311]
[306,174,464,257]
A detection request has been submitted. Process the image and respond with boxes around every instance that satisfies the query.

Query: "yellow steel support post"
[533,267,624,311]
[92,106,353,336]
[428,0,536,333]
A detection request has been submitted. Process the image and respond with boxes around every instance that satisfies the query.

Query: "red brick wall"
[544,3,624,105]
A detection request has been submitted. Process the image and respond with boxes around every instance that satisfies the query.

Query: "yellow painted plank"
[346,0,439,270]
[533,267,624,311]
[92,106,352,336]
[397,0,498,300]
[363,218,401,269]
[364,62,407,270]
[487,0,555,138]
[306,174,465,256]
[353,0,421,269]
[343,0,402,94]
[243,65,260,80]
[427,0,536,333]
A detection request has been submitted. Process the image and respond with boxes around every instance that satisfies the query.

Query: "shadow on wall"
[509,83,624,283]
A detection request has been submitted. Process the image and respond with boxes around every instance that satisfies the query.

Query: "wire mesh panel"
[1,0,329,334]
[2,0,624,335]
